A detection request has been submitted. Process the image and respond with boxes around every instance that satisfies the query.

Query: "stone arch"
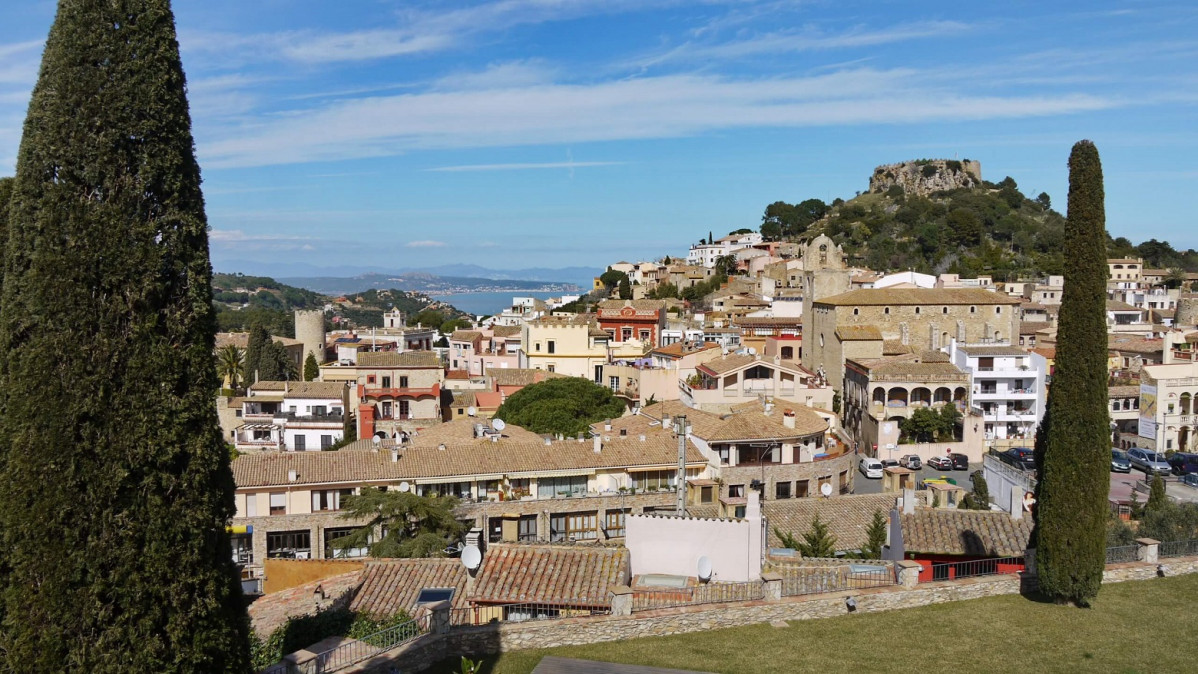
[887,387,909,407]
[953,387,968,410]
[934,387,952,405]
[872,387,886,406]
[1181,392,1192,416]
[911,387,932,407]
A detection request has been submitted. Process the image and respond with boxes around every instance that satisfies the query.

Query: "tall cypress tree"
[0,2,251,670]
[1032,140,1110,606]
[243,322,271,385]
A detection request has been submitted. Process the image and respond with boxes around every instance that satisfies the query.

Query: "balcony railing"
[278,412,345,423]
[363,386,439,398]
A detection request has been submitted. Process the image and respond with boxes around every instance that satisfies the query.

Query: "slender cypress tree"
[1032,140,1110,606]
[0,2,250,670]
[303,352,320,382]
[243,323,271,385]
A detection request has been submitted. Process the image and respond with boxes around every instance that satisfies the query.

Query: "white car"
[859,457,884,479]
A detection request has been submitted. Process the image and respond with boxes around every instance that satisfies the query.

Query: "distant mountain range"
[215,260,596,290]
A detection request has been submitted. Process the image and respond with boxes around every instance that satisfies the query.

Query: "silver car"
[1127,448,1171,475]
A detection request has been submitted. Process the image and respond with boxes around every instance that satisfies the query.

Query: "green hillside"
[761,173,1198,281]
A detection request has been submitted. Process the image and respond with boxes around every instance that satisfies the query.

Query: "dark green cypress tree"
[244,322,271,384]
[1032,140,1110,606]
[303,352,319,382]
[0,2,251,670]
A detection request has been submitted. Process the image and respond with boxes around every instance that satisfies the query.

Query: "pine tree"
[797,515,838,558]
[304,352,320,382]
[244,322,271,384]
[860,510,887,559]
[0,2,250,669]
[1147,474,1167,513]
[961,470,991,510]
[1032,140,1110,606]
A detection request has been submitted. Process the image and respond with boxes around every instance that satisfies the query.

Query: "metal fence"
[449,602,610,627]
[267,617,425,674]
[1160,539,1198,558]
[924,556,1025,583]
[632,580,764,611]
[780,563,895,596]
[1105,544,1142,565]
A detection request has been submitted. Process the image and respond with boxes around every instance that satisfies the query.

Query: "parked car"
[1127,448,1171,475]
[881,459,900,470]
[1110,449,1132,473]
[927,455,953,471]
[899,454,922,470]
[1003,447,1036,471]
[949,453,970,471]
[1168,452,1198,476]
[859,457,884,479]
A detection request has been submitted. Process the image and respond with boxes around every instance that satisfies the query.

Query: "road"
[852,461,978,495]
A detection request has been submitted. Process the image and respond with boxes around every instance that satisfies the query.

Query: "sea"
[429,291,566,317]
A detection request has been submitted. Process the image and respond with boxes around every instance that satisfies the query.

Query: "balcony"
[277,412,345,424]
[363,386,439,399]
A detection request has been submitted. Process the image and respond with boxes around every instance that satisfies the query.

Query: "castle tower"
[294,309,326,364]
[801,234,851,373]
[1176,296,1198,329]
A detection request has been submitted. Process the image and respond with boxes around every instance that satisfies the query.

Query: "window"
[970,306,977,313]
[914,306,921,315]
[605,509,629,537]
[550,512,597,541]
[457,408,463,416]
[321,434,333,449]
[294,435,306,451]
[325,526,370,558]
[367,375,376,384]
[312,488,353,512]
[622,328,632,341]
[538,475,588,498]
[235,409,242,417]
[518,515,538,542]
[639,330,650,341]
[996,306,1002,314]
[594,365,603,383]
[547,340,556,354]
[884,307,890,315]
[853,308,859,316]
[399,376,409,388]
[269,492,286,515]
[943,307,949,314]
[244,495,257,518]
[547,364,555,373]
[535,342,541,352]
[609,376,620,392]
[796,480,809,498]
[632,470,677,492]
[231,533,253,565]
[715,446,731,465]
[381,376,391,388]
[267,530,311,559]
[700,486,714,504]
[728,484,745,498]
[775,481,792,499]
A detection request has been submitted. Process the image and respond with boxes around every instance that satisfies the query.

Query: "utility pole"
[675,415,688,515]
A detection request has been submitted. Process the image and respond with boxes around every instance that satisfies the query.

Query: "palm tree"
[1164,268,1187,290]
[216,344,244,390]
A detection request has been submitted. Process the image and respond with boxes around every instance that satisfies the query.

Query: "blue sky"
[2,1,1197,275]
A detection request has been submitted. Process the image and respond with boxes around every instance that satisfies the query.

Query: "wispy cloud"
[201,69,1119,168]
[406,240,446,248]
[426,160,624,172]
[209,229,315,243]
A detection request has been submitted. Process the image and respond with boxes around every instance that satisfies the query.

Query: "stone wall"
[341,554,1198,673]
[869,160,982,196]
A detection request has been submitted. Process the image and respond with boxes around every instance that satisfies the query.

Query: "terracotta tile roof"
[232,435,706,488]
[634,402,725,438]
[470,544,629,607]
[706,409,826,441]
[1106,300,1141,312]
[836,325,882,341]
[408,417,544,447]
[491,325,522,338]
[450,330,482,343]
[250,381,348,399]
[249,571,363,637]
[445,370,471,380]
[848,354,966,379]
[1020,321,1053,335]
[1108,385,1140,398]
[650,341,721,358]
[815,288,1021,307]
[489,368,567,387]
[736,316,803,327]
[1032,347,1056,359]
[697,353,756,375]
[899,508,1033,557]
[882,340,913,355]
[1108,336,1162,355]
[597,299,667,313]
[957,345,1030,357]
[350,559,468,617]
[359,351,443,368]
[764,494,897,551]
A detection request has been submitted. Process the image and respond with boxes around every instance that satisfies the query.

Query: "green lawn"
[433,574,1197,674]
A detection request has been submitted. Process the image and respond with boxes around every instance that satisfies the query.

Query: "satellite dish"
[467,406,477,417]
[820,482,834,497]
[491,418,506,432]
[371,435,381,445]
[697,556,713,582]
[398,481,411,493]
[747,347,757,355]
[461,544,482,571]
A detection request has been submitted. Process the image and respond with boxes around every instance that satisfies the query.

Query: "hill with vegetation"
[212,273,468,337]
[759,163,1198,282]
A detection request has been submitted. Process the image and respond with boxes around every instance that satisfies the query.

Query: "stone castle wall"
[869,159,982,196]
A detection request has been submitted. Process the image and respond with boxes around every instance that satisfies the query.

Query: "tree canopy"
[334,490,466,559]
[0,1,250,668]
[492,377,626,437]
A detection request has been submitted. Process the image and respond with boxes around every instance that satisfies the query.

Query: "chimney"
[287,469,297,483]
[1163,331,1175,365]
[902,488,916,514]
[639,433,646,442]
[783,409,796,429]
[490,434,498,443]
[662,413,672,429]
[437,443,446,451]
[544,437,552,446]
[604,419,613,432]
[593,435,602,454]
[390,449,398,462]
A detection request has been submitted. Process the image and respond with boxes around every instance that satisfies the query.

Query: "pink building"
[448,326,522,376]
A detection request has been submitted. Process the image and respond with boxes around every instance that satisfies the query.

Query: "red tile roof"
[470,544,629,607]
[350,559,468,617]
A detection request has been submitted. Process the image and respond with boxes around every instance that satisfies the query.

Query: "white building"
[1138,361,1198,452]
[686,232,764,268]
[234,381,350,452]
[947,342,1047,442]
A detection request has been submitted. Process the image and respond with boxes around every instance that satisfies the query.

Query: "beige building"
[804,287,1022,392]
[681,352,834,413]
[354,351,446,438]
[1138,361,1198,452]
[1108,258,1144,290]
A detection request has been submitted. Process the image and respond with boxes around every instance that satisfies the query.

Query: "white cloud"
[200,69,1120,168]
[406,240,446,248]
[209,229,314,243]
[426,160,623,172]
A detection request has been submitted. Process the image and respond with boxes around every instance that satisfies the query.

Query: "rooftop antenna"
[461,544,482,571]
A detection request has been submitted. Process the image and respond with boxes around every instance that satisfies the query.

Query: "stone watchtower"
[801,235,851,373]
[294,309,326,365]
[1176,296,1198,329]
